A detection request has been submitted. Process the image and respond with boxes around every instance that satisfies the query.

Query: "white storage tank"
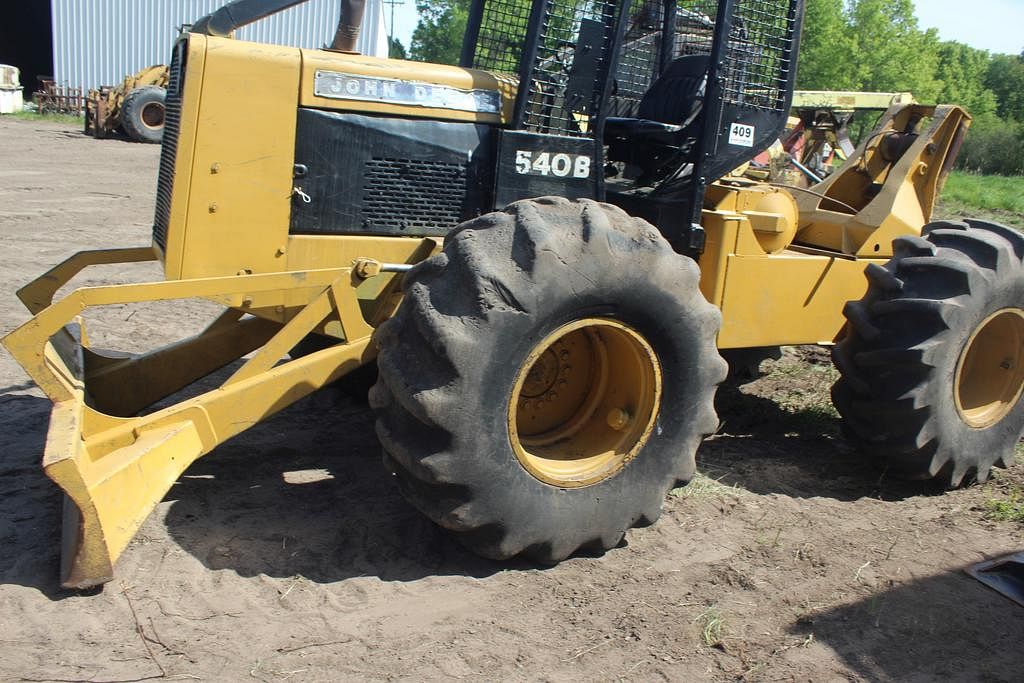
[0,64,24,114]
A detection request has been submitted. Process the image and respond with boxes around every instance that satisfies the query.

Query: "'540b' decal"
[515,150,592,178]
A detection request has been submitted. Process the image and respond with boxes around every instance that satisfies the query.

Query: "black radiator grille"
[152,39,186,252]
[361,158,467,232]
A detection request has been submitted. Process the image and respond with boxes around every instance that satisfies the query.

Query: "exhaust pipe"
[193,0,364,53]
[330,0,365,52]
[192,0,310,36]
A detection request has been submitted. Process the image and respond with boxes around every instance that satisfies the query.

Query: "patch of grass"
[939,172,1024,229]
[671,473,745,499]
[695,606,726,648]
[8,109,83,124]
[983,487,1024,524]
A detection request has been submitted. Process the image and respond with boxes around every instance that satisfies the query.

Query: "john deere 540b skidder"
[4,0,1016,589]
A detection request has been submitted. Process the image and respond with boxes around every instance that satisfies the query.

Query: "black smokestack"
[330,0,365,52]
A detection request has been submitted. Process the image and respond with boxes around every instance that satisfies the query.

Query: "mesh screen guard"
[463,0,801,139]
[466,0,626,138]
[461,0,804,237]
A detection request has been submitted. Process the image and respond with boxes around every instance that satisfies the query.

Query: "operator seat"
[604,54,709,182]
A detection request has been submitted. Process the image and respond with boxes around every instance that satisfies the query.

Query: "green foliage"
[982,487,1024,524]
[410,0,469,65]
[388,37,408,60]
[956,117,1024,176]
[846,0,940,101]
[799,0,942,100]
[9,109,83,124]
[798,0,1021,174]
[985,54,1024,121]
[797,0,857,90]
[936,42,998,119]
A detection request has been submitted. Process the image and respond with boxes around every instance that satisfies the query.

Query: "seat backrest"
[637,55,710,126]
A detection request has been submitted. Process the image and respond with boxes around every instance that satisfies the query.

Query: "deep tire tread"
[833,220,1023,486]
[372,198,725,562]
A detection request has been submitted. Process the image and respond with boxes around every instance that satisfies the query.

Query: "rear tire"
[120,86,166,144]
[370,197,726,563]
[832,219,1024,486]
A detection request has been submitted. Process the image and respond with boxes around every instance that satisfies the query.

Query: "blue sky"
[385,0,1024,56]
[914,0,1023,55]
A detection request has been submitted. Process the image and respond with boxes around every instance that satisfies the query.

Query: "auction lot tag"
[729,122,755,147]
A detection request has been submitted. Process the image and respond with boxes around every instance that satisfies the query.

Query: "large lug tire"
[832,219,1024,486]
[120,85,166,144]
[370,197,726,563]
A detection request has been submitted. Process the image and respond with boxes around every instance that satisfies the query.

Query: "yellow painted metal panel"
[176,36,302,280]
[716,253,885,349]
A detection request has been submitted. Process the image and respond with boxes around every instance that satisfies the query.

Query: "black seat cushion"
[637,54,709,126]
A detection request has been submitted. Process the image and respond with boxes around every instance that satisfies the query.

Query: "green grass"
[983,487,1024,524]
[671,473,745,499]
[695,607,726,648]
[8,109,84,124]
[940,172,1024,226]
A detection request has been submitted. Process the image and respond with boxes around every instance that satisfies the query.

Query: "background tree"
[985,53,1024,121]
[797,0,857,90]
[409,0,469,64]
[389,37,408,60]
[935,41,998,119]
[844,0,941,101]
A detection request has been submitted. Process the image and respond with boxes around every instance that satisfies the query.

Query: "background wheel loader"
[84,65,169,143]
[3,0,1019,589]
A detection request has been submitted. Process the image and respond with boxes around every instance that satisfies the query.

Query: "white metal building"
[51,0,388,93]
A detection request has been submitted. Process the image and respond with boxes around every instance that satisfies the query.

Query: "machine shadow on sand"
[0,366,954,596]
[789,567,1024,681]
[701,377,951,503]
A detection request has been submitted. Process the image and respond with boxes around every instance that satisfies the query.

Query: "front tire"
[120,86,166,144]
[833,219,1024,486]
[370,197,726,563]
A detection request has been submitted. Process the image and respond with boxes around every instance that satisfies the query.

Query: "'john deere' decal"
[314,70,501,115]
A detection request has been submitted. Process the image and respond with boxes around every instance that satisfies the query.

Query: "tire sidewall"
[122,87,165,143]
[457,265,713,527]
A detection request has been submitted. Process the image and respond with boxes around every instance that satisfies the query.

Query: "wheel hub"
[508,318,662,488]
[141,102,165,130]
[955,308,1024,428]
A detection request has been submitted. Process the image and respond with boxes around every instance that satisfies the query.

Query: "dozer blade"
[2,248,378,588]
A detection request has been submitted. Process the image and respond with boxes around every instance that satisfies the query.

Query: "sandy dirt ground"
[1,117,1022,682]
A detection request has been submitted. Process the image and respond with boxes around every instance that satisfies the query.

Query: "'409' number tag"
[515,150,591,178]
[728,122,755,147]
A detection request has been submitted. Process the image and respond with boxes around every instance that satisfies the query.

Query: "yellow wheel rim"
[508,318,662,488]
[955,308,1024,428]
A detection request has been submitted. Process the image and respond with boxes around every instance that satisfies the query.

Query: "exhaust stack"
[192,0,364,53]
[330,0,366,52]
